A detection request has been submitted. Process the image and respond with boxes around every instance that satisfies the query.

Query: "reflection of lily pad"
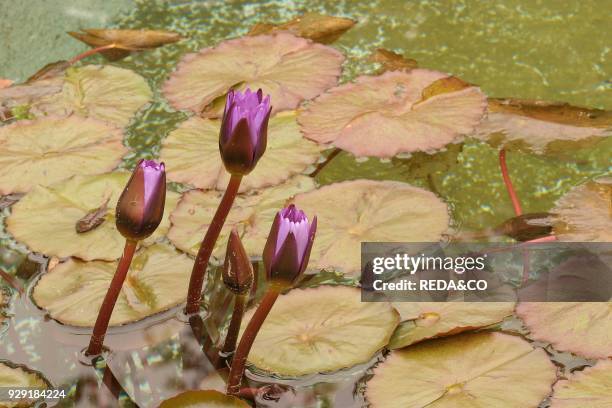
[550,359,612,408]
[298,70,487,157]
[32,65,152,126]
[160,111,323,192]
[7,173,178,261]
[242,286,399,377]
[551,179,612,242]
[0,116,126,194]
[168,176,315,260]
[159,390,249,408]
[0,361,49,408]
[366,332,556,408]
[516,302,612,359]
[0,288,8,328]
[162,33,344,117]
[389,302,515,349]
[291,180,450,276]
[32,244,192,327]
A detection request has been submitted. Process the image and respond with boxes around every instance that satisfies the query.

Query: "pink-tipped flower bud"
[263,205,317,286]
[219,88,271,176]
[115,159,166,241]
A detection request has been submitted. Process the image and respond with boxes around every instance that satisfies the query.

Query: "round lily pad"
[389,302,515,349]
[241,285,399,377]
[0,116,127,194]
[550,359,612,408]
[551,178,611,242]
[32,65,152,126]
[291,180,450,276]
[162,33,344,117]
[298,70,487,157]
[168,176,315,260]
[516,302,612,359]
[7,173,178,261]
[160,111,324,192]
[32,243,193,327]
[0,361,49,408]
[366,332,557,408]
[159,390,249,408]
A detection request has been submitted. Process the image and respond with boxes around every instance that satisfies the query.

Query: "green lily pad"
[32,244,192,327]
[241,285,399,377]
[159,390,249,408]
[7,173,178,261]
[550,359,612,408]
[168,176,315,260]
[0,361,49,408]
[0,116,127,194]
[162,33,344,117]
[366,332,556,408]
[291,180,450,276]
[160,111,324,192]
[389,302,515,349]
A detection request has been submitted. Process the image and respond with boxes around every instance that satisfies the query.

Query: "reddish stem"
[227,286,280,395]
[222,294,247,355]
[310,148,341,178]
[69,44,116,65]
[499,149,522,216]
[0,268,23,295]
[185,174,243,314]
[86,239,138,356]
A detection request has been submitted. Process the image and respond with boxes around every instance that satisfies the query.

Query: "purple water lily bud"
[263,204,317,286]
[219,88,271,176]
[116,159,166,241]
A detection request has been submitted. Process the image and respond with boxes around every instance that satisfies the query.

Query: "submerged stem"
[0,268,23,295]
[227,286,281,395]
[86,239,138,356]
[221,294,247,356]
[310,148,341,178]
[69,44,116,65]
[498,149,523,216]
[185,174,243,314]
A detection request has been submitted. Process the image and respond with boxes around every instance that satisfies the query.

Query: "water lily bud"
[116,160,166,241]
[223,229,254,295]
[219,88,271,176]
[263,205,317,286]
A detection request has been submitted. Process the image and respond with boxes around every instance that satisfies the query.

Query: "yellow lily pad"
[168,176,315,260]
[0,361,49,408]
[32,65,152,126]
[7,173,178,261]
[160,111,324,192]
[366,332,557,408]
[389,302,515,349]
[0,116,126,194]
[32,244,192,327]
[291,180,450,276]
[162,33,344,117]
[550,359,612,408]
[242,285,399,377]
[159,390,249,408]
[516,302,612,359]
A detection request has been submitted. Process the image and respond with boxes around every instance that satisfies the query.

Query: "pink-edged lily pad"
[298,70,487,158]
[550,359,612,408]
[162,33,344,117]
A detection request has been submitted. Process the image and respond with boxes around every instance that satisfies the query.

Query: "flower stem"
[69,44,116,65]
[186,174,243,314]
[499,149,522,216]
[227,286,280,395]
[86,239,138,356]
[310,148,341,178]
[221,294,247,356]
[0,268,23,295]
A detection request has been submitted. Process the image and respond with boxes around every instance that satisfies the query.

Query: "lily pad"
[551,178,612,242]
[162,33,344,117]
[168,176,315,260]
[366,332,556,408]
[389,302,515,349]
[516,302,612,359]
[0,361,49,408]
[32,65,152,126]
[550,359,612,408]
[159,390,249,408]
[247,13,356,44]
[32,244,193,327]
[290,180,450,276]
[241,285,399,377]
[160,111,324,192]
[298,70,487,158]
[7,173,178,261]
[0,116,126,194]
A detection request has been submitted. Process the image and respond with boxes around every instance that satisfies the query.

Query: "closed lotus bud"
[223,229,254,295]
[263,205,317,286]
[219,88,271,176]
[115,159,166,241]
